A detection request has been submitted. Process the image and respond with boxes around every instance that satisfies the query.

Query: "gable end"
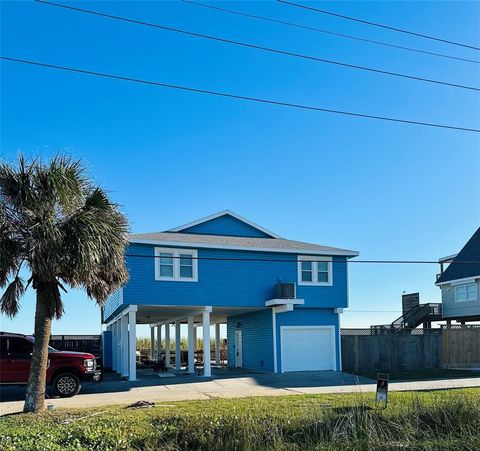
[167,210,280,238]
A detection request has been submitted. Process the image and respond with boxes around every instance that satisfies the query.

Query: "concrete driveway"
[1,369,479,416]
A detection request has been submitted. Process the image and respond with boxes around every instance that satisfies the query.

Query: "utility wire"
[124,254,477,264]
[181,0,479,64]
[35,0,480,93]
[277,0,480,51]
[2,56,479,133]
[344,310,402,313]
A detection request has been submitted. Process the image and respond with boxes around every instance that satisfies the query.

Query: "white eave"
[128,238,359,257]
[265,299,305,307]
[166,209,283,239]
[436,275,480,286]
[438,253,458,263]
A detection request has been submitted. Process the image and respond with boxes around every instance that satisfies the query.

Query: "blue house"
[102,210,358,380]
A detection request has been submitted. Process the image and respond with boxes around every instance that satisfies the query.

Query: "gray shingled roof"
[129,232,359,256]
[436,228,480,284]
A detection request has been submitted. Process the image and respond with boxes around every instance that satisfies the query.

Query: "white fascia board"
[265,299,305,307]
[436,275,480,286]
[166,209,283,239]
[104,305,137,327]
[438,253,458,263]
[129,239,359,257]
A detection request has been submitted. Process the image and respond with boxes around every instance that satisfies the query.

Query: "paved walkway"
[1,370,479,416]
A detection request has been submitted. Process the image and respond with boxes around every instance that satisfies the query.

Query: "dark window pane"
[301,261,312,271]
[160,265,174,277]
[180,254,193,266]
[159,253,173,265]
[317,261,328,272]
[8,338,33,356]
[0,338,7,358]
[301,270,313,282]
[318,271,329,283]
[180,266,193,278]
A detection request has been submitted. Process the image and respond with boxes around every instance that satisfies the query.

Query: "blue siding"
[179,214,273,238]
[104,288,123,321]
[275,308,341,371]
[101,330,112,369]
[227,309,274,372]
[122,244,348,310]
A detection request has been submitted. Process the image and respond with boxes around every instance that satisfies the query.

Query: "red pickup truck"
[0,332,101,397]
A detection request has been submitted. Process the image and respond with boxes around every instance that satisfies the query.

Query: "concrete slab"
[1,370,479,416]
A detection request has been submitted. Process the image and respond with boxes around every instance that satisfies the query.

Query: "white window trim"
[154,247,198,282]
[454,283,478,303]
[297,256,333,286]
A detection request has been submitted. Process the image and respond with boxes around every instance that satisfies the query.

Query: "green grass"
[1,389,480,450]
[346,368,480,381]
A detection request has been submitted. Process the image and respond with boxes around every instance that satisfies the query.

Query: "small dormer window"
[298,256,332,286]
[155,247,198,282]
[455,283,477,302]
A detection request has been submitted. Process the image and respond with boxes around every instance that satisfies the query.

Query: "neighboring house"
[436,228,480,323]
[102,210,358,380]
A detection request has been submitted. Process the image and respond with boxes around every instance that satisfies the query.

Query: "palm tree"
[0,155,129,413]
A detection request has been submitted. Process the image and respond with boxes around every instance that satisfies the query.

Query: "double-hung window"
[155,248,198,282]
[455,283,478,302]
[298,256,332,286]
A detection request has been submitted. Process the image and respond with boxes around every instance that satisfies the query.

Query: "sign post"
[376,373,389,408]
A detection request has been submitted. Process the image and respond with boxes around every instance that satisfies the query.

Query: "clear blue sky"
[1,1,479,337]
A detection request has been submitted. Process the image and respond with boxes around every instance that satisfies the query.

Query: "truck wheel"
[53,373,81,397]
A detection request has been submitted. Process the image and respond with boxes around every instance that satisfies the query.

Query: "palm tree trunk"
[23,287,52,413]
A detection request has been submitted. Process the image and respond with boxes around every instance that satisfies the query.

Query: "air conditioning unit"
[275,283,296,299]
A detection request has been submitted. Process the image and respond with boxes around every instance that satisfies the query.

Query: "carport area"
[103,304,263,381]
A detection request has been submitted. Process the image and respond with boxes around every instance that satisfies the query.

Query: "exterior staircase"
[371,303,442,333]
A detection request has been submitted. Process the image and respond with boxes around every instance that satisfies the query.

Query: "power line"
[124,253,477,265]
[277,0,480,52]
[2,56,479,133]
[35,0,480,93]
[181,0,480,65]
[344,310,401,313]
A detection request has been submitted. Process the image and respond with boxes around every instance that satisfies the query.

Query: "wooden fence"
[341,327,480,371]
[50,334,101,357]
[442,327,480,369]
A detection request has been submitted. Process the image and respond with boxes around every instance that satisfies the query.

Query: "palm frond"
[0,203,23,286]
[61,192,129,301]
[1,153,129,316]
[0,154,36,210]
[0,276,25,317]
[85,187,110,210]
[33,155,88,214]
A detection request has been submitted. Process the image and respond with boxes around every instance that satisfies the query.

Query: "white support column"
[203,310,211,377]
[115,320,121,373]
[156,324,162,361]
[128,308,137,381]
[188,316,195,374]
[121,314,129,377]
[165,323,171,368]
[175,320,182,371]
[150,326,155,360]
[215,323,221,366]
[117,320,122,374]
[111,321,117,371]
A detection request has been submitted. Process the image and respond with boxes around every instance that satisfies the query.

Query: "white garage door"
[281,326,336,372]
